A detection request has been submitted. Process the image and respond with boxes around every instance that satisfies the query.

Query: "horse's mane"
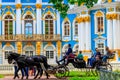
[9,52,20,58]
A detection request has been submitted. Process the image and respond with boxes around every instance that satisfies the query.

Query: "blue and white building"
[0,0,120,65]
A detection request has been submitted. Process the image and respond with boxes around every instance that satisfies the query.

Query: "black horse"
[7,52,50,79]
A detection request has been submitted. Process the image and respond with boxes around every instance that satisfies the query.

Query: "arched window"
[4,15,13,39]
[74,21,78,36]
[97,17,103,32]
[24,15,33,38]
[46,46,54,59]
[95,11,104,33]
[64,21,70,36]
[45,15,53,34]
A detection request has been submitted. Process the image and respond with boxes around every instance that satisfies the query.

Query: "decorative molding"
[26,11,31,15]
[95,11,103,17]
[36,4,42,9]
[46,11,51,15]
[36,42,41,55]
[57,41,61,57]
[6,11,11,15]
[16,42,22,54]
[48,42,52,46]
[108,0,112,3]
[6,42,11,46]
[76,16,90,23]
[27,6,31,8]
[64,17,69,22]
[106,13,118,20]
[47,6,51,8]
[16,3,22,9]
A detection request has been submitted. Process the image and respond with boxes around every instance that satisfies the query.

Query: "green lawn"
[0,74,4,78]
[68,71,99,80]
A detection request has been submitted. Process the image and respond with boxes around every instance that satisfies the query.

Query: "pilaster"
[36,1,42,34]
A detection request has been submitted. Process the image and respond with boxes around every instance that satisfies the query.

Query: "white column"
[0,3,1,35]
[113,19,117,49]
[36,1,42,34]
[16,1,21,34]
[80,22,84,51]
[78,23,81,51]
[119,19,120,49]
[57,11,60,34]
[107,19,113,49]
[85,21,91,50]
[116,19,119,49]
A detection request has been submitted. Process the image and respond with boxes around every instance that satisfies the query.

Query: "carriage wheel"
[105,63,112,71]
[55,67,66,79]
[64,66,70,77]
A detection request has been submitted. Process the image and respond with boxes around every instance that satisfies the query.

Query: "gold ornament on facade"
[6,11,11,15]
[26,42,32,46]
[6,42,11,46]
[6,6,11,9]
[17,42,22,54]
[112,13,118,19]
[84,16,90,22]
[16,4,22,9]
[0,4,2,8]
[95,11,103,17]
[81,11,86,15]
[106,14,111,19]
[108,0,112,3]
[36,42,41,55]
[108,7,114,12]
[47,11,51,15]
[57,41,61,57]
[26,11,31,15]
[36,4,42,9]
[47,6,51,8]
[27,6,31,8]
[64,17,69,22]
[48,42,52,46]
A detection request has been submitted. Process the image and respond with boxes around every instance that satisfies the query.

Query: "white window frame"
[95,11,105,34]
[22,12,36,34]
[43,13,55,35]
[2,14,15,35]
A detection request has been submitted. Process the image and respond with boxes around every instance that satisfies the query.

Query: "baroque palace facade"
[0,0,120,64]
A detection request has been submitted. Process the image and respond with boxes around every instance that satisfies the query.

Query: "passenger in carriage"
[102,46,114,62]
[75,51,83,61]
[57,44,73,65]
[87,48,101,67]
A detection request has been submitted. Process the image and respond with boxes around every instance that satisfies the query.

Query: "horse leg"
[40,63,50,79]
[38,69,43,79]
[13,67,20,79]
[23,67,29,79]
[34,68,39,79]
[21,68,24,79]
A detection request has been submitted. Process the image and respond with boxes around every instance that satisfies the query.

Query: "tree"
[49,0,98,18]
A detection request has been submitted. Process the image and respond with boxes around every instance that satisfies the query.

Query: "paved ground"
[0,75,67,80]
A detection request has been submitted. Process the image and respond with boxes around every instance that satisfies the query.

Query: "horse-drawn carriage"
[46,52,115,79]
[7,52,114,79]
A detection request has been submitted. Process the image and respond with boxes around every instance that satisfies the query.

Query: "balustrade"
[0,34,61,41]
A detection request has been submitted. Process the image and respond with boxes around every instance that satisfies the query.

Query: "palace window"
[25,51,33,57]
[24,15,33,38]
[74,21,78,36]
[64,21,70,36]
[97,43,105,54]
[95,11,104,33]
[4,15,13,39]
[97,17,103,32]
[45,46,54,59]
[45,15,53,35]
